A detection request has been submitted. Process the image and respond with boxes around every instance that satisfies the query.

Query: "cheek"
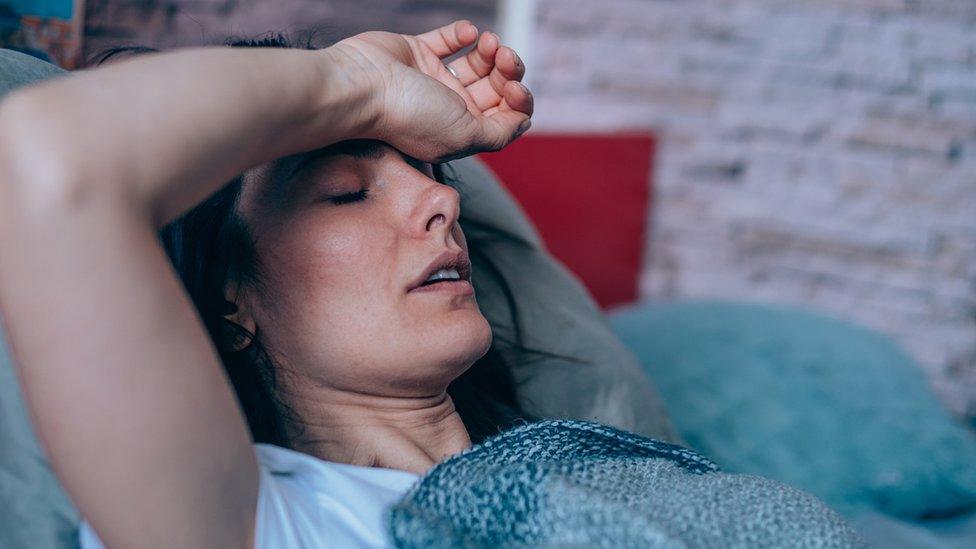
[297,224,392,319]
[250,213,489,393]
[270,228,365,307]
[257,220,395,359]
[320,231,360,260]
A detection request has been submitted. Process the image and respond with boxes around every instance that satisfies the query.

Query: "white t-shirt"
[79,443,420,548]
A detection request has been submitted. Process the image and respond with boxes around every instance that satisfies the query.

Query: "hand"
[326,20,533,162]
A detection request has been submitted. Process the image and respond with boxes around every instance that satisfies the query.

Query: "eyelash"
[329,189,369,205]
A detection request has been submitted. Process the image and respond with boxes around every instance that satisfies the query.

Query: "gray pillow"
[0,49,66,96]
[447,158,677,443]
[0,47,677,548]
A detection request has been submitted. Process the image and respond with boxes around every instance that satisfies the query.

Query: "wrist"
[314,45,383,143]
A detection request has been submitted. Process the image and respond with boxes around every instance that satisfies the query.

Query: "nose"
[415,182,462,244]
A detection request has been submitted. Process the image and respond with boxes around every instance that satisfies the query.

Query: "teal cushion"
[609,300,976,520]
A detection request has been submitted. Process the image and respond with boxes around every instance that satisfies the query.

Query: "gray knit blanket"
[389,419,867,548]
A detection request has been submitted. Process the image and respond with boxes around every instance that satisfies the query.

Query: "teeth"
[424,268,461,284]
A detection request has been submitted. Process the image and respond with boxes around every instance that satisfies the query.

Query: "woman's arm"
[0,21,530,548]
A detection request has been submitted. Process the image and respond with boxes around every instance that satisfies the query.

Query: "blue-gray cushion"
[609,299,976,520]
[0,49,65,96]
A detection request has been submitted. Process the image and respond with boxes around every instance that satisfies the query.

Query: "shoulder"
[81,444,419,549]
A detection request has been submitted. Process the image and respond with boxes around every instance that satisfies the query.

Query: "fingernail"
[514,53,523,69]
[516,118,532,135]
[517,81,531,95]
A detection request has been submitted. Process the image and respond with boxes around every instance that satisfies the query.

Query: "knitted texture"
[389,419,867,548]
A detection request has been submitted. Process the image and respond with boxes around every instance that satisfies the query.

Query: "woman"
[0,20,533,548]
[0,21,867,549]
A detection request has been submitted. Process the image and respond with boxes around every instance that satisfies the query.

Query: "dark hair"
[103,35,569,447]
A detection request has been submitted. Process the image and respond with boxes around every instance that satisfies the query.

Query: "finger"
[484,80,534,118]
[477,110,532,152]
[508,80,535,115]
[416,20,478,58]
[466,76,521,114]
[494,46,525,83]
[446,32,498,86]
[464,46,526,110]
[430,64,482,114]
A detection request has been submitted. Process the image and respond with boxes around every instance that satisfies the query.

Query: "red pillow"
[479,133,655,309]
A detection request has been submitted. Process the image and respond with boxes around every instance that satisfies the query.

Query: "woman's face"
[233,141,492,396]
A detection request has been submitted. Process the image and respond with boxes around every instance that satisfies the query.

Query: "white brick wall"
[530,0,976,423]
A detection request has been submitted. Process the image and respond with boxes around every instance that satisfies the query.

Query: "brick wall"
[83,0,495,57]
[531,0,976,423]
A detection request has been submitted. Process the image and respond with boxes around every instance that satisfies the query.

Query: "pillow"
[609,299,976,520]
[0,47,679,547]
[447,158,678,443]
[0,49,66,96]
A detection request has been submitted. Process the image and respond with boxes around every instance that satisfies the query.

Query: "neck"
[280,384,471,475]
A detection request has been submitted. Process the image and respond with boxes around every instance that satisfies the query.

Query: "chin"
[424,310,493,370]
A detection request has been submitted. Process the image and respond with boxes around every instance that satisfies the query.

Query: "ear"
[221,284,257,352]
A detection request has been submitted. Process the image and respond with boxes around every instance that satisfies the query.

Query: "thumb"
[475,111,531,153]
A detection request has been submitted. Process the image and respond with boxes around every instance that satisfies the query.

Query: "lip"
[407,250,473,293]
[408,279,475,296]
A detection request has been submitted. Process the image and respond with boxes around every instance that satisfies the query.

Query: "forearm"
[0,46,374,546]
[0,45,373,226]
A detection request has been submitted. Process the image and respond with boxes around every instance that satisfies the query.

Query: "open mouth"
[408,251,473,293]
[417,266,464,287]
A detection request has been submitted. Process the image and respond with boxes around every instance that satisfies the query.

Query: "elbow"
[0,91,96,215]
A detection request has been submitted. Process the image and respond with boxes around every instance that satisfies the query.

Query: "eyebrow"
[281,139,387,183]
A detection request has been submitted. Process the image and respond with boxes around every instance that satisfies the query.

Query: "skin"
[234,142,491,471]
[0,20,531,549]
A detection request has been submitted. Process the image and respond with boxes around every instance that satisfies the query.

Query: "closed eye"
[329,189,368,205]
